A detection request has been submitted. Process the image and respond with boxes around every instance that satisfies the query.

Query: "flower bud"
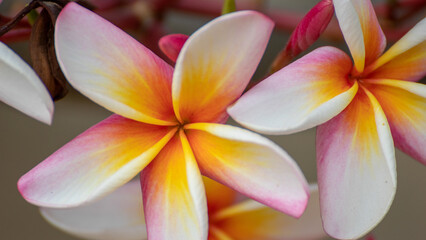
[158,33,189,62]
[30,2,68,101]
[271,0,334,72]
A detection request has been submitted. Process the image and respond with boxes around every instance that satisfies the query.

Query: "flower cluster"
[0,0,424,239]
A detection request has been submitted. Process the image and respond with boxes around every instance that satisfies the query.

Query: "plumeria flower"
[18,3,309,240]
[0,42,53,124]
[229,0,425,239]
[40,178,325,240]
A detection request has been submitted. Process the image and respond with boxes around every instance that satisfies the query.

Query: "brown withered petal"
[30,3,68,101]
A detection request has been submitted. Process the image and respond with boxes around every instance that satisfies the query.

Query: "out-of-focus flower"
[18,3,309,240]
[229,0,425,239]
[364,234,376,240]
[40,178,325,240]
[0,42,53,124]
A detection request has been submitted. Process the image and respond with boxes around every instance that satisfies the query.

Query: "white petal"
[41,180,146,240]
[0,42,53,124]
[317,87,396,239]
[228,47,357,135]
[185,123,309,218]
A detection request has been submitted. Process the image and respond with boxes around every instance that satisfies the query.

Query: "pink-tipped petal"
[18,115,177,208]
[55,3,176,126]
[366,79,426,164]
[185,123,309,218]
[317,88,396,239]
[141,131,207,240]
[211,184,325,240]
[0,42,53,124]
[229,47,357,135]
[366,18,426,82]
[172,10,273,124]
[158,34,189,62]
[333,0,386,73]
[40,180,146,240]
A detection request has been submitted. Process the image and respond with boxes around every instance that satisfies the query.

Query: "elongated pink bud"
[271,0,334,72]
[158,33,189,62]
[365,234,376,240]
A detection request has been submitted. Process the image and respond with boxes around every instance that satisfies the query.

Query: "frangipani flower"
[18,3,309,239]
[0,42,53,124]
[40,178,325,240]
[229,0,425,239]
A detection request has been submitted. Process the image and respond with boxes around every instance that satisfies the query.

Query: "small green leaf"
[222,0,236,15]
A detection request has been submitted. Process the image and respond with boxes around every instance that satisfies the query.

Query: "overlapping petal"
[203,176,237,214]
[185,123,309,218]
[55,3,176,126]
[317,88,396,239]
[365,18,426,82]
[172,10,273,124]
[333,0,386,72]
[141,131,207,240]
[211,184,324,240]
[366,79,426,164]
[228,47,358,135]
[0,42,53,124]
[18,114,176,207]
[40,180,146,240]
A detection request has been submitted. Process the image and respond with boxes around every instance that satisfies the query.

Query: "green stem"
[27,9,39,25]
[221,0,236,15]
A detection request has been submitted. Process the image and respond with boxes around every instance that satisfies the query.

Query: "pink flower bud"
[271,0,334,72]
[365,234,376,240]
[158,33,189,62]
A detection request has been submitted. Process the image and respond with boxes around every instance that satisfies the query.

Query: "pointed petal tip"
[288,185,310,219]
[185,123,310,218]
[39,102,54,125]
[17,116,177,208]
[18,173,79,208]
[18,174,54,208]
[19,98,54,125]
[0,41,55,125]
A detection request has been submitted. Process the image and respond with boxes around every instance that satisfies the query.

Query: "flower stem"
[0,0,40,37]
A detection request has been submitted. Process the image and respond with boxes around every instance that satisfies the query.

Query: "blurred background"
[1,0,425,239]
